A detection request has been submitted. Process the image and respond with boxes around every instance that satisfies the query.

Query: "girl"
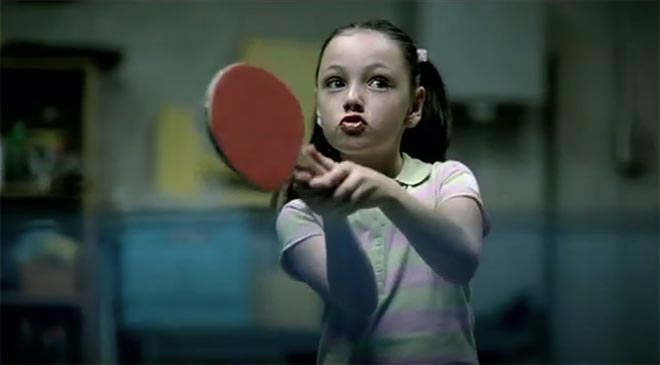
[275,19,490,364]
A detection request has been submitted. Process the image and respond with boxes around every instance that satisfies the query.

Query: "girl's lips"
[341,115,367,125]
[340,119,366,135]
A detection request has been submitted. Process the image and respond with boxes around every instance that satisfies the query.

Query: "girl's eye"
[368,77,391,89]
[325,77,345,90]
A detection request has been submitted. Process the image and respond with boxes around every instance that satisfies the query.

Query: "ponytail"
[401,59,452,163]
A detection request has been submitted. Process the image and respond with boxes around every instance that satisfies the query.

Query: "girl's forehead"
[320,30,406,71]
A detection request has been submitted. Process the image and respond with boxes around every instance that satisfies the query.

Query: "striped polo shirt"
[276,153,490,364]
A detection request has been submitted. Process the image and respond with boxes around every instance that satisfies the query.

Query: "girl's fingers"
[293,169,312,183]
[350,184,373,205]
[299,145,328,175]
[297,154,325,176]
[309,165,349,189]
[332,172,361,201]
[308,146,336,171]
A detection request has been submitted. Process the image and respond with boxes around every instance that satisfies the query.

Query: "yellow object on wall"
[155,105,203,198]
[241,37,320,140]
[154,104,273,207]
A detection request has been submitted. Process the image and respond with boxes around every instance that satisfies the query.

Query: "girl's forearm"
[323,214,378,319]
[381,188,479,284]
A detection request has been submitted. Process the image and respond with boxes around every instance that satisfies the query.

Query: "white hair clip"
[417,48,428,63]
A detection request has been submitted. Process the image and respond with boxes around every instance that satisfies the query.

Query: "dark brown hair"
[272,19,453,209]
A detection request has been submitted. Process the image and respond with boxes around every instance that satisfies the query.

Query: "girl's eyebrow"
[322,62,391,73]
[322,64,345,73]
[364,62,391,72]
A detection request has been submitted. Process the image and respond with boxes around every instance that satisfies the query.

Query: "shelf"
[1,181,82,197]
[2,192,81,200]
[1,193,82,202]
[1,192,82,210]
[1,292,81,308]
[1,42,122,72]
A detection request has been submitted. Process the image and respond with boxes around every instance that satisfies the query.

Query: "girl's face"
[316,30,423,159]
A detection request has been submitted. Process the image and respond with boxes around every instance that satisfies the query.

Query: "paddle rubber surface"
[207,64,305,192]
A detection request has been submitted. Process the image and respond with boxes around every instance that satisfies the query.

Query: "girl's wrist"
[380,180,407,215]
[322,212,349,226]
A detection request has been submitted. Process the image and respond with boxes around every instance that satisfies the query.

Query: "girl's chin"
[332,141,386,159]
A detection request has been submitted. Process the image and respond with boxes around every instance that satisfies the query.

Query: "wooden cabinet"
[1,56,101,364]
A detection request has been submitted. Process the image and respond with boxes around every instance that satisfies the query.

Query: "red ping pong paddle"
[206,63,311,192]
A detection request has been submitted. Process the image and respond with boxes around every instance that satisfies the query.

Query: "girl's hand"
[306,148,401,212]
[292,145,351,216]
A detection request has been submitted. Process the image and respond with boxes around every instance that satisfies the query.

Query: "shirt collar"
[395,153,432,186]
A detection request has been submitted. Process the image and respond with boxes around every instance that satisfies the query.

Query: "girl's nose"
[343,84,364,112]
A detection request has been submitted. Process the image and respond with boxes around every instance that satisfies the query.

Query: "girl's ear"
[406,86,426,129]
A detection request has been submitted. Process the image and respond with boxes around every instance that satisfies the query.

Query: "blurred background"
[0,1,657,364]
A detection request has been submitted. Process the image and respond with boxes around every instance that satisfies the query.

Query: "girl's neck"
[340,149,404,179]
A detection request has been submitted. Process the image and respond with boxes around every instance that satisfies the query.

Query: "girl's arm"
[381,191,484,284]
[280,212,378,320]
[305,148,485,285]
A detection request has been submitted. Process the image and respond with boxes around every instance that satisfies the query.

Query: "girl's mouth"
[340,115,367,135]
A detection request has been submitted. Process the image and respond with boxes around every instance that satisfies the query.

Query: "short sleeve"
[434,161,491,236]
[275,199,324,280]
